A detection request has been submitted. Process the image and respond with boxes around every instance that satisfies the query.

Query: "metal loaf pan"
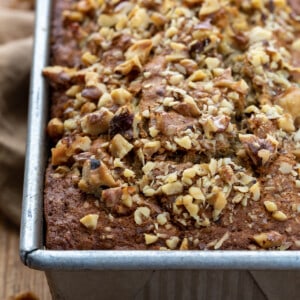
[20,0,300,299]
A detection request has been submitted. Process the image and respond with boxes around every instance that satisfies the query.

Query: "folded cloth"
[0,7,34,225]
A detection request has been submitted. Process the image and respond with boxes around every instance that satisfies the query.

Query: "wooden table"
[0,217,51,299]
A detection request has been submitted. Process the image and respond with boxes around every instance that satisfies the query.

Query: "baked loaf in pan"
[44,0,300,250]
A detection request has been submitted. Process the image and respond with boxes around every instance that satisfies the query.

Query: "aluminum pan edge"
[25,250,300,270]
[20,0,52,260]
[20,0,300,271]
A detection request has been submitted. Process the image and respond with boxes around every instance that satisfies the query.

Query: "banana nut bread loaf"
[43,0,300,250]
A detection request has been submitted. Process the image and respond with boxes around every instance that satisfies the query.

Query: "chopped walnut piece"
[249,182,260,201]
[264,201,278,212]
[179,237,189,250]
[214,232,230,250]
[109,134,133,158]
[277,87,300,121]
[115,56,143,75]
[51,136,91,166]
[111,88,133,105]
[144,141,161,157]
[239,134,278,166]
[80,214,99,230]
[47,118,64,139]
[272,211,288,221]
[199,0,221,16]
[166,236,180,250]
[81,108,114,135]
[144,234,158,245]
[253,231,284,249]
[134,206,151,225]
[174,136,192,150]
[125,39,153,64]
[208,189,227,220]
[161,182,184,196]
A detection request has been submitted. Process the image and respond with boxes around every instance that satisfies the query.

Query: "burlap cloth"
[0,1,33,225]
[0,1,299,299]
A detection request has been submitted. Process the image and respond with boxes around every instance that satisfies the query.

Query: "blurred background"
[0,0,51,299]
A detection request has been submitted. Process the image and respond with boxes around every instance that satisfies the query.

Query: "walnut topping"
[109,134,133,158]
[144,234,158,245]
[125,39,153,64]
[166,236,180,250]
[81,108,114,135]
[79,159,117,193]
[272,211,288,221]
[80,214,99,230]
[111,88,133,105]
[134,206,151,225]
[161,182,184,196]
[253,231,284,249]
[179,237,189,250]
[239,134,278,166]
[214,232,230,250]
[157,212,169,225]
[174,136,192,150]
[47,118,64,139]
[44,0,300,250]
[264,201,278,212]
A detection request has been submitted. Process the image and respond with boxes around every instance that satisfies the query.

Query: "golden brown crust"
[44,0,300,250]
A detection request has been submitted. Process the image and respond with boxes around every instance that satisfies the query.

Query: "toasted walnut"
[151,12,167,27]
[42,66,76,86]
[277,114,295,132]
[81,108,114,135]
[239,134,278,166]
[80,214,99,230]
[208,189,227,220]
[78,158,117,193]
[81,51,98,65]
[134,206,151,225]
[161,182,184,196]
[166,236,180,250]
[157,212,169,225]
[253,231,283,249]
[51,136,91,166]
[182,195,199,217]
[249,182,260,201]
[144,234,158,245]
[123,168,135,178]
[189,186,205,203]
[115,56,143,75]
[214,232,230,250]
[111,88,133,105]
[129,7,150,29]
[272,211,288,221]
[264,201,278,212]
[109,134,133,158]
[143,141,161,157]
[98,14,118,27]
[63,10,84,22]
[199,0,221,16]
[125,39,153,64]
[179,238,189,250]
[47,118,64,139]
[277,87,300,121]
[174,136,192,150]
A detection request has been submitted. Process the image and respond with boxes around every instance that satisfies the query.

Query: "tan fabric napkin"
[0,6,34,225]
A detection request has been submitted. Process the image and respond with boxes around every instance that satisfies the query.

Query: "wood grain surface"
[0,217,51,300]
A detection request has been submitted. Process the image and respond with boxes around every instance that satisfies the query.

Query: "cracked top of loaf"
[43,0,300,250]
